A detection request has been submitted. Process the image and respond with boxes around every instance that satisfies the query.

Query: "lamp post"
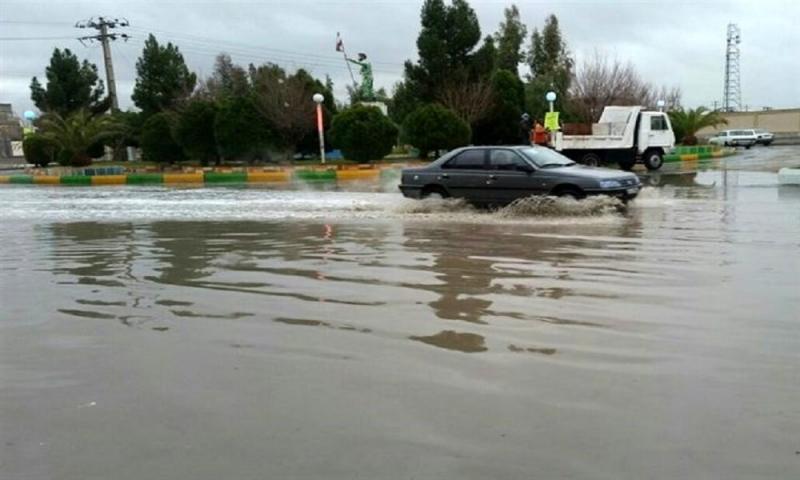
[313,93,326,164]
[657,100,666,112]
[545,91,557,112]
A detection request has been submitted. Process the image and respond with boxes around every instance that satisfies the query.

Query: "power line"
[0,36,78,41]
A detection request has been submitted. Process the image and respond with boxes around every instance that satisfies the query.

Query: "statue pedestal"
[358,101,388,116]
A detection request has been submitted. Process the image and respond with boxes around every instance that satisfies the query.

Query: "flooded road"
[2,147,799,479]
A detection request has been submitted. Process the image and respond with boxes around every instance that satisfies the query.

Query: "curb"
[0,167,403,186]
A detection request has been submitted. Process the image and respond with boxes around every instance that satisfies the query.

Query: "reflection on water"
[410,330,487,353]
[2,149,800,480]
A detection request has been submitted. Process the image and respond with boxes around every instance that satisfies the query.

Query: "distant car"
[399,146,641,206]
[709,129,757,148]
[753,129,774,146]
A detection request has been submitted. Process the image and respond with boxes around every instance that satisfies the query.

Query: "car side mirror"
[518,164,535,173]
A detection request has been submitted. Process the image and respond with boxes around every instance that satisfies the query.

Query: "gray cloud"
[1,0,798,115]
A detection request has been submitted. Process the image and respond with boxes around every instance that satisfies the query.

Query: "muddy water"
[2,151,800,479]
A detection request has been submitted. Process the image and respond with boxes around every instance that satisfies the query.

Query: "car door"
[439,148,489,202]
[486,149,538,204]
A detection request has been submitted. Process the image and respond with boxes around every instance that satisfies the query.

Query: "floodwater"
[1,147,799,479]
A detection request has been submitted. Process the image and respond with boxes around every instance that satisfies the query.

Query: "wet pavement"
[1,146,799,479]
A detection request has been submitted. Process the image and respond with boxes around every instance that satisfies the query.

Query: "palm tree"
[668,107,727,145]
[38,110,126,166]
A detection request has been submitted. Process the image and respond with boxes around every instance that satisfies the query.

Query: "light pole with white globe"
[313,93,326,164]
[545,91,557,112]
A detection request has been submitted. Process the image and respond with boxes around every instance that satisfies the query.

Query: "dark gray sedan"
[399,146,641,206]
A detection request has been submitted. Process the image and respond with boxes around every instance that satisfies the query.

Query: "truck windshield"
[519,148,576,168]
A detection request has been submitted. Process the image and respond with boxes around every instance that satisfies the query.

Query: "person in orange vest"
[533,120,548,145]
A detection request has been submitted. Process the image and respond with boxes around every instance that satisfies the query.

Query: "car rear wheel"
[421,185,448,199]
[643,150,663,171]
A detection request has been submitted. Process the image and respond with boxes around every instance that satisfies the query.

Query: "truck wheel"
[618,157,636,171]
[581,152,601,167]
[643,150,663,171]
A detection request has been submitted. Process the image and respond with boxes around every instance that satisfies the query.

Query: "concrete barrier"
[246,171,291,183]
[163,172,204,184]
[778,168,800,185]
[92,175,127,185]
[33,175,60,184]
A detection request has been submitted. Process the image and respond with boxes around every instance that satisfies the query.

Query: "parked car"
[399,146,641,206]
[709,129,757,148]
[753,129,774,146]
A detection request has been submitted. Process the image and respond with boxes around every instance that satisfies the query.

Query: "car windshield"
[519,147,576,168]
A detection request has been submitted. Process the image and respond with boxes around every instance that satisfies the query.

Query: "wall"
[697,108,800,135]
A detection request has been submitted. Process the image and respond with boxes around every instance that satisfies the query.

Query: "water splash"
[394,197,474,214]
[496,195,623,218]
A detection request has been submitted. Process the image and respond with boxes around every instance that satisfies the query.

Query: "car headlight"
[599,179,622,189]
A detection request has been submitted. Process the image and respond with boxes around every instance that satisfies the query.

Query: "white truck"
[549,106,675,171]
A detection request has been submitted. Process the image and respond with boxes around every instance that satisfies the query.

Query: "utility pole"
[76,17,130,111]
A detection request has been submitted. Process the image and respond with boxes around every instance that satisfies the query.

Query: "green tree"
[402,104,471,158]
[111,110,145,148]
[668,107,727,145]
[402,0,483,108]
[174,99,219,164]
[140,112,184,164]
[30,48,106,115]
[132,34,197,116]
[494,5,527,73]
[526,14,573,119]
[204,53,250,101]
[389,80,423,126]
[22,133,57,167]
[473,69,525,144]
[250,64,318,160]
[329,105,398,163]
[214,95,273,162]
[37,110,124,167]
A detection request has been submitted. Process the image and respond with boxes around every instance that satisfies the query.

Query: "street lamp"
[312,93,326,164]
[545,91,557,112]
[656,99,666,112]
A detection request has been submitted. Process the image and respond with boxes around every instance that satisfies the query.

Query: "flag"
[335,33,344,52]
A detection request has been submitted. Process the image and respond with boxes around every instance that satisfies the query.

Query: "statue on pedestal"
[346,53,374,102]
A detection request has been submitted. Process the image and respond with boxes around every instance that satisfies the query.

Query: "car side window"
[489,150,529,171]
[443,150,486,169]
[650,115,667,131]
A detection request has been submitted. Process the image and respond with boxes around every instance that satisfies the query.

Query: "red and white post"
[313,93,326,164]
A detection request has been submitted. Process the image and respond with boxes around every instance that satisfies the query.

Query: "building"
[0,104,24,159]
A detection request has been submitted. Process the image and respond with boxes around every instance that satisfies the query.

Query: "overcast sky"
[1,0,798,116]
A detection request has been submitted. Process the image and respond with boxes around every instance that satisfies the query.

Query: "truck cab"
[550,106,675,171]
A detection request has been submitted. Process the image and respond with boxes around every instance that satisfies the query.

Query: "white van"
[709,129,758,148]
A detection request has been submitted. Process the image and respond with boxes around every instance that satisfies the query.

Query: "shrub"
[329,105,398,163]
[174,99,219,164]
[402,104,471,158]
[22,134,56,167]
[140,112,184,163]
